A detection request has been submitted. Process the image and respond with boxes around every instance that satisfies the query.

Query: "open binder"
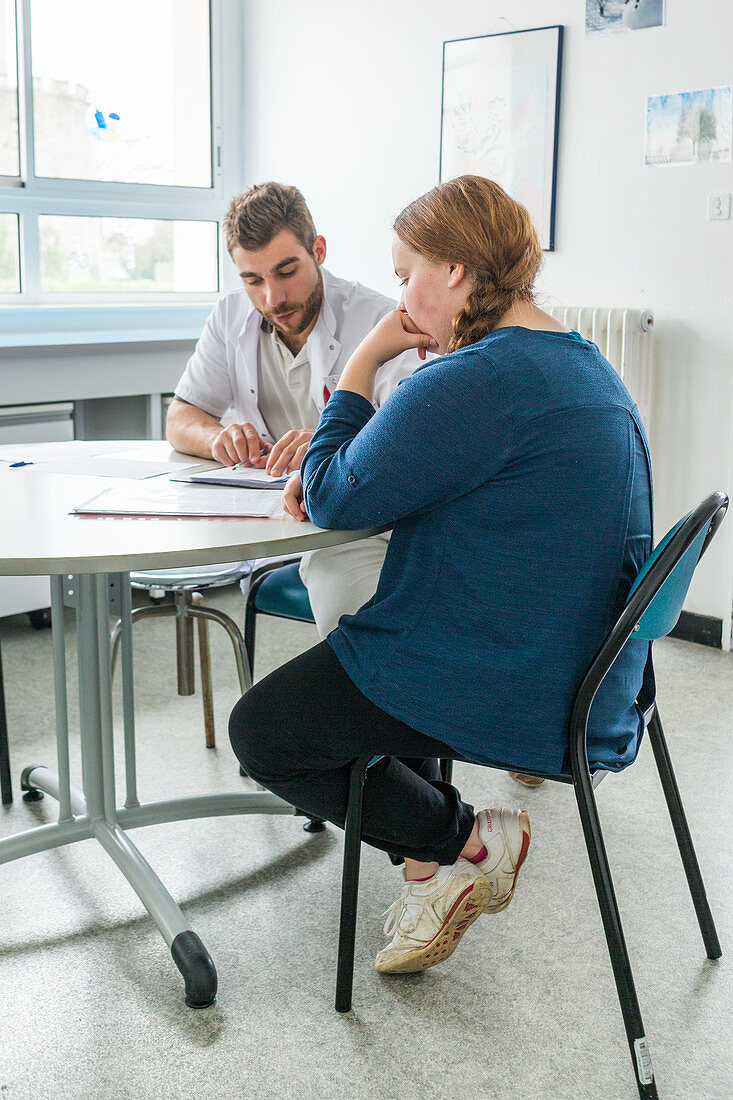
[72,482,284,519]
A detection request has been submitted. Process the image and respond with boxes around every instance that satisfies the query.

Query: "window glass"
[0,213,20,291]
[39,215,218,293]
[31,0,212,187]
[0,0,20,176]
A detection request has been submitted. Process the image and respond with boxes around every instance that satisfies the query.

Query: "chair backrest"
[568,490,728,783]
[587,491,729,677]
[625,491,728,641]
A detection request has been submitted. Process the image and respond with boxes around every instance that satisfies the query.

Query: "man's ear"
[312,235,327,266]
[447,262,466,289]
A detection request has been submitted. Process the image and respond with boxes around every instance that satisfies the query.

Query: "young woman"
[229,176,652,975]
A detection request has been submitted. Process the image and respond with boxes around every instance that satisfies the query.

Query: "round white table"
[0,441,382,1007]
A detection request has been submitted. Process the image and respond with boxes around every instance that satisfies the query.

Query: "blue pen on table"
[9,460,33,468]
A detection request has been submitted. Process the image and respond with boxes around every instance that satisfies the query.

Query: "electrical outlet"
[707,193,731,220]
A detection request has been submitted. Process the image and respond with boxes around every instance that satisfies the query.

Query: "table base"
[0,572,299,1008]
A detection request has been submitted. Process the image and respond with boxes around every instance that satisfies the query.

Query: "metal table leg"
[5,570,297,1009]
[0,633,11,804]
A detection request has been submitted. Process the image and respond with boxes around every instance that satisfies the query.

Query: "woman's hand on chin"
[399,309,439,361]
[360,309,438,366]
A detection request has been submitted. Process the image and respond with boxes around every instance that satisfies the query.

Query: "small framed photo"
[645,86,732,167]
[439,25,563,250]
[586,0,665,37]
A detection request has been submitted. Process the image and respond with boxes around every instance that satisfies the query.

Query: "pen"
[9,461,33,468]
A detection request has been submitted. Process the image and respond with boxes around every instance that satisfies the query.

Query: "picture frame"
[439,25,564,251]
[585,0,665,38]
[644,86,732,167]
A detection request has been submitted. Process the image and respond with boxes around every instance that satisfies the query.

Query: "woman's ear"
[447,262,466,289]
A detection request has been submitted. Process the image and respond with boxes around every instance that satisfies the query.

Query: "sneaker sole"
[509,772,546,787]
[375,877,494,975]
[486,811,531,915]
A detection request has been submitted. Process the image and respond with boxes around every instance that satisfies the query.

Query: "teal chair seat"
[252,562,314,622]
[245,560,315,682]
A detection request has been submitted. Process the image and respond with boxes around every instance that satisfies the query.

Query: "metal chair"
[243,558,315,680]
[242,559,330,833]
[333,491,728,1100]
[111,562,253,749]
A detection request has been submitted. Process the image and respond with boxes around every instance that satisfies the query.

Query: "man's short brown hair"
[221,182,317,255]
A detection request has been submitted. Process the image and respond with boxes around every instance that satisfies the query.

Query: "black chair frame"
[242,557,326,834]
[334,491,728,1100]
[243,556,312,679]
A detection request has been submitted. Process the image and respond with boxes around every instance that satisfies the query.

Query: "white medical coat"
[174,268,420,442]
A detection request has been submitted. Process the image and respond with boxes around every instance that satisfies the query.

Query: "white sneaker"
[473,808,531,914]
[509,771,546,787]
[374,859,493,975]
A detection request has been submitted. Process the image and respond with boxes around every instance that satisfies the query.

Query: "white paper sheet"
[33,456,199,479]
[0,441,134,464]
[176,464,290,489]
[72,482,284,518]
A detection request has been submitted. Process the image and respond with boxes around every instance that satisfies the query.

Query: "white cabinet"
[0,403,74,619]
[0,402,74,445]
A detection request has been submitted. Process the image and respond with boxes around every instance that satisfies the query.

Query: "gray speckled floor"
[0,586,731,1100]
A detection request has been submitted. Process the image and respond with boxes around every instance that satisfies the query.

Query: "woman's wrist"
[335,347,383,402]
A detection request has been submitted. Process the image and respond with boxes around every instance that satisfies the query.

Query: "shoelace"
[382,890,423,937]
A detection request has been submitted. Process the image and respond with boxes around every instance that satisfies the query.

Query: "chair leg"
[187,603,251,694]
[335,758,370,1013]
[111,599,239,752]
[174,591,196,696]
[0,638,12,804]
[110,603,176,677]
[192,593,215,749]
[573,772,658,1099]
[646,707,721,959]
[440,758,454,784]
[111,596,251,753]
[243,603,257,686]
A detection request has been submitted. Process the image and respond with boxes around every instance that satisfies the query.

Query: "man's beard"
[266,268,324,337]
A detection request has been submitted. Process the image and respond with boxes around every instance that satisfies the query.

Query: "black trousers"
[229,641,476,864]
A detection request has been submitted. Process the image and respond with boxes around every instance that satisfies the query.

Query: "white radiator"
[548,307,655,432]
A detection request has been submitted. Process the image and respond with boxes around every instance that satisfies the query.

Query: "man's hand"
[281,472,308,521]
[265,429,315,476]
[211,422,272,467]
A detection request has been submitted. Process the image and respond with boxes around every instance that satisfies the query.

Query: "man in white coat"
[167,182,419,637]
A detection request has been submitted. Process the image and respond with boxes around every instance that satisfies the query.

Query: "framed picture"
[440,25,563,250]
[586,0,665,38]
[645,86,732,167]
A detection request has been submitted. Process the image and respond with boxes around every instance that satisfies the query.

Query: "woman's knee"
[229,641,349,780]
[228,687,280,781]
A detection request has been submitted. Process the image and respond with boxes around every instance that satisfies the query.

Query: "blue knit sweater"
[301,327,652,775]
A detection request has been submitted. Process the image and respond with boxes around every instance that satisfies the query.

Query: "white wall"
[241,0,733,637]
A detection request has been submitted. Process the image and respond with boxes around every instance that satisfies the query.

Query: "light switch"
[707,193,731,220]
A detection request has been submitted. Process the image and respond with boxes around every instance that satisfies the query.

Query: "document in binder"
[72,482,284,518]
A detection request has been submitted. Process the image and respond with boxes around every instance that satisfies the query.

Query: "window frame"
[0,0,240,323]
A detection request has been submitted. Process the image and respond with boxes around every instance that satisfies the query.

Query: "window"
[0,213,20,291]
[38,215,218,293]
[30,0,212,188]
[0,0,19,177]
[0,0,226,306]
